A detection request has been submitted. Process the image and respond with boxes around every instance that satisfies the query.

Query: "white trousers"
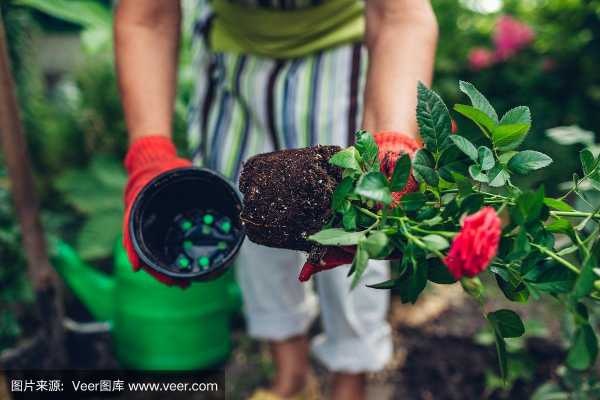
[236,240,392,373]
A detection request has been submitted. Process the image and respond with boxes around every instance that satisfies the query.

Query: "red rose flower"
[444,207,501,279]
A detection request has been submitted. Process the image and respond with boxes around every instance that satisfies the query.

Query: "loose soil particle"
[239,145,342,251]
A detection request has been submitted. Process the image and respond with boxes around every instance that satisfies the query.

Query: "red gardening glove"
[374,131,422,207]
[298,247,355,282]
[123,135,192,288]
[298,132,421,282]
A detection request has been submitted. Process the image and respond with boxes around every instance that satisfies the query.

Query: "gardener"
[115,0,437,399]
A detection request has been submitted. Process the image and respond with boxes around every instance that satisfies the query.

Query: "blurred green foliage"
[0,171,34,352]
[433,0,600,193]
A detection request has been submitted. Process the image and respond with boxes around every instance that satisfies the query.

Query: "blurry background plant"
[435,0,600,194]
[0,168,34,353]
[1,0,599,394]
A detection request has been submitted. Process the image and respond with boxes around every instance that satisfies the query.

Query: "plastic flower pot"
[129,167,245,282]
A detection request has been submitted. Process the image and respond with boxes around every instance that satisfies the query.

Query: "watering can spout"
[51,240,115,322]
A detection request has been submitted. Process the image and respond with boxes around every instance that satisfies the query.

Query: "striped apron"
[186,0,368,181]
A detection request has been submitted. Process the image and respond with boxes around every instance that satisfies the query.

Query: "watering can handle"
[51,240,115,322]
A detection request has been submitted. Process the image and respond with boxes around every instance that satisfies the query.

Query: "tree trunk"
[0,13,65,368]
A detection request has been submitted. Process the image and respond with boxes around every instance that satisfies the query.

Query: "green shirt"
[210,0,365,59]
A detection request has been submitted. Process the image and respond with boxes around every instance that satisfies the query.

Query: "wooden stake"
[0,12,64,367]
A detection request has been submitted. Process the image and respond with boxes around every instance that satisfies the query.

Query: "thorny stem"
[559,167,600,201]
[551,211,600,220]
[357,207,379,220]
[410,226,457,238]
[496,201,509,215]
[398,218,446,259]
[530,243,580,274]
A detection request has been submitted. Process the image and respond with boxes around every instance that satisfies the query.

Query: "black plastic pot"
[129,167,245,282]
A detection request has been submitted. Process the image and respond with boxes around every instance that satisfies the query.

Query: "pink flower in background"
[493,15,535,60]
[469,48,495,70]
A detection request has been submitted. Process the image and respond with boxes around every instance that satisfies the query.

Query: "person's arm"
[115,1,192,287]
[362,0,438,138]
[114,0,181,143]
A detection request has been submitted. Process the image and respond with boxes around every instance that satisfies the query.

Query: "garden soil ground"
[3,283,571,400]
[226,284,566,399]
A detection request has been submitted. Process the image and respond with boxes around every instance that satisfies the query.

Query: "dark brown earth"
[2,285,571,400]
[238,145,342,252]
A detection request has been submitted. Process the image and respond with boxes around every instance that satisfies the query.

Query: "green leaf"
[329,147,361,171]
[508,151,553,174]
[427,258,456,284]
[496,275,530,303]
[364,231,389,258]
[401,192,426,211]
[308,228,365,246]
[566,324,598,371]
[515,188,545,225]
[459,81,499,123]
[16,0,112,29]
[546,125,595,146]
[397,262,428,304]
[454,173,474,196]
[469,165,488,183]
[390,154,411,192]
[526,265,575,293]
[342,207,357,231]
[453,104,496,134]
[478,146,495,171]
[56,160,125,215]
[498,151,518,165]
[416,82,452,157]
[511,228,531,260]
[487,165,510,187]
[354,130,379,167]
[355,172,392,205]
[449,135,478,162]
[492,328,508,380]
[350,244,370,289]
[580,148,596,174]
[367,278,402,289]
[546,218,573,234]
[413,149,439,186]
[573,255,597,300]
[460,193,484,215]
[500,106,531,126]
[488,309,525,338]
[76,210,121,260]
[531,383,569,400]
[543,198,573,212]
[421,234,449,251]
[492,123,530,151]
[332,176,355,211]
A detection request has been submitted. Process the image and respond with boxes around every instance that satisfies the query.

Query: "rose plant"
[308,81,600,379]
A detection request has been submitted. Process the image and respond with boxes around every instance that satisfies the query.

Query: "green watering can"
[51,240,242,370]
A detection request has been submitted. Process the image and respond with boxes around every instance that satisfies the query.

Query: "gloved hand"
[123,135,192,288]
[298,131,421,282]
[374,131,421,207]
